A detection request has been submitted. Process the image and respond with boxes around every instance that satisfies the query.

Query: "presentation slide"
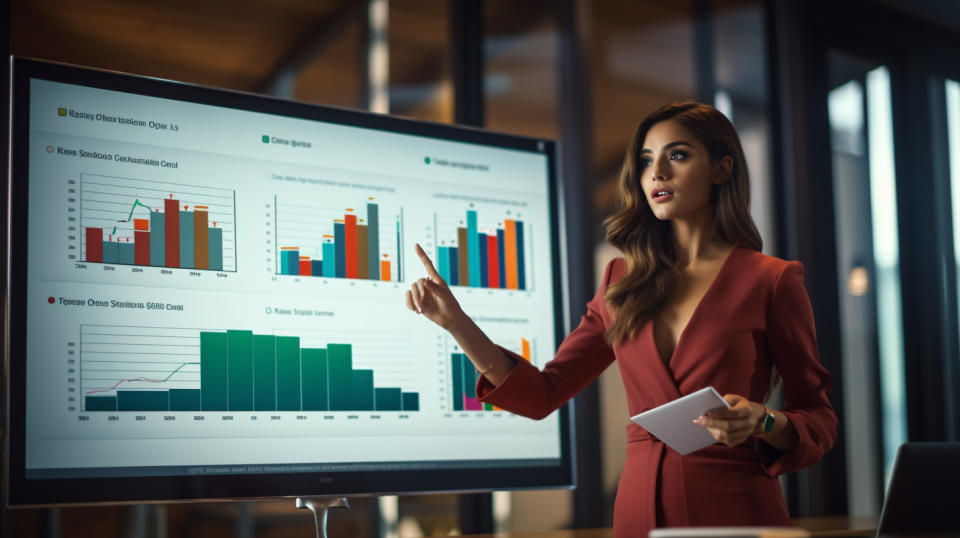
[24,79,560,478]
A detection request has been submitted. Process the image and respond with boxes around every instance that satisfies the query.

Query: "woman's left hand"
[694,394,764,447]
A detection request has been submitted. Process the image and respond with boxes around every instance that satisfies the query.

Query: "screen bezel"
[5,57,572,507]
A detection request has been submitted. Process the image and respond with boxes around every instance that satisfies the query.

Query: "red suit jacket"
[477,247,838,537]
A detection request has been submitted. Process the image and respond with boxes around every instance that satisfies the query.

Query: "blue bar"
[150,211,165,266]
[283,250,299,275]
[478,233,488,287]
[208,228,223,271]
[334,222,346,278]
[311,260,322,276]
[322,243,337,277]
[497,229,506,288]
[467,210,480,287]
[179,211,194,268]
[367,203,380,280]
[448,247,459,286]
[438,247,450,283]
[103,241,119,264]
[118,243,135,265]
[516,221,525,290]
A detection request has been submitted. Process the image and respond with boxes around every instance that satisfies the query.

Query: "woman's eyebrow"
[640,140,693,154]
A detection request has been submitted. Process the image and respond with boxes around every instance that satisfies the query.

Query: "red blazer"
[477,247,838,537]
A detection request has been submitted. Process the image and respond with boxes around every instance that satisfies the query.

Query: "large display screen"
[6,59,570,505]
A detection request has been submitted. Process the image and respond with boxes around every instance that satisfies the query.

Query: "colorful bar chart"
[81,326,419,413]
[436,209,527,290]
[275,196,402,282]
[79,174,236,271]
[450,338,531,412]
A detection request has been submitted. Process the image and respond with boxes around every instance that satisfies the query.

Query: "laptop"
[876,442,960,537]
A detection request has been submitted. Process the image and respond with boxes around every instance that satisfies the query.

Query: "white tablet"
[630,386,731,455]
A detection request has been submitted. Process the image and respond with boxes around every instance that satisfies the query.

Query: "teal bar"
[275,336,301,411]
[170,389,201,411]
[451,352,464,411]
[86,395,117,411]
[351,370,375,411]
[467,210,480,286]
[327,344,353,411]
[227,330,254,411]
[103,241,119,263]
[118,243,135,265]
[402,392,420,411]
[253,334,277,411]
[462,354,479,399]
[374,388,402,411]
[322,243,337,277]
[367,203,380,279]
[301,348,329,411]
[150,211,165,266]
[118,390,168,411]
[208,227,223,271]
[179,210,194,268]
[200,331,228,410]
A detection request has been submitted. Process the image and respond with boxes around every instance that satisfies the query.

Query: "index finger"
[415,243,442,279]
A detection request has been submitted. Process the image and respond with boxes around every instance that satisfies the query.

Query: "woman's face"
[638,119,728,221]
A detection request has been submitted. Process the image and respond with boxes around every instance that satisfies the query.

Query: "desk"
[456,517,879,538]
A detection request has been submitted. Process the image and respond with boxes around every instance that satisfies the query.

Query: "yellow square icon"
[58,107,67,117]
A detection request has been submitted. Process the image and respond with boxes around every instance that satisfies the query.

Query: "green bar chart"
[82,325,420,413]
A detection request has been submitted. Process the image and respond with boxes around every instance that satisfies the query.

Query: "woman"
[405,101,837,536]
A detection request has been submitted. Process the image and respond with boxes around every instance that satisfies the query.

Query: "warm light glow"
[848,266,869,296]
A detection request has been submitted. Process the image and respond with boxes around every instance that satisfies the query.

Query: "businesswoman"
[406,101,837,537]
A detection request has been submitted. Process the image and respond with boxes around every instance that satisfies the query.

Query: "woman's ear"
[714,155,734,185]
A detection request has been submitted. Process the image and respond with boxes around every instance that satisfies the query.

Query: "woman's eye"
[639,157,652,168]
[669,151,688,161]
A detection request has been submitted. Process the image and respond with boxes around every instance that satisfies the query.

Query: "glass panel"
[865,66,908,484]
[947,80,960,365]
[828,53,907,516]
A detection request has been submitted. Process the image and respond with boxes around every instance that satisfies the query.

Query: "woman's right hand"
[406,243,465,331]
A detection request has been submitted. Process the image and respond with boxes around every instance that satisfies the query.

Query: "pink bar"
[464,396,483,411]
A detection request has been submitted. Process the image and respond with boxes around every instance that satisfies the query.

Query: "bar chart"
[434,208,529,290]
[81,325,420,413]
[274,196,402,282]
[449,337,533,411]
[80,174,236,271]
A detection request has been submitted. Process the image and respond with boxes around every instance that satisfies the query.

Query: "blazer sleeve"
[761,261,839,477]
[475,259,619,420]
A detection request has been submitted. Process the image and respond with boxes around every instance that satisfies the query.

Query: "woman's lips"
[652,189,674,203]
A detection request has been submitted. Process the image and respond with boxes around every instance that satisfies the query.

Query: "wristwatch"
[759,407,776,435]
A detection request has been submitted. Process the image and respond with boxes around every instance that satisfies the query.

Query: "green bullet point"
[262,135,270,143]
[424,156,431,164]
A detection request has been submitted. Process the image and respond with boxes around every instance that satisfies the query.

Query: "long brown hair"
[603,101,762,346]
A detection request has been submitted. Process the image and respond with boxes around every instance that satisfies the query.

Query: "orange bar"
[380,260,391,281]
[299,258,312,276]
[504,220,519,289]
[194,209,209,270]
[521,338,531,361]
[281,246,299,251]
[133,218,149,231]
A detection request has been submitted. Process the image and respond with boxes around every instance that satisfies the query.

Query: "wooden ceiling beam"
[258,0,364,96]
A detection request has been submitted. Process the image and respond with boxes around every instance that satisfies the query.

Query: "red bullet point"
[46,146,54,153]
[48,297,55,304]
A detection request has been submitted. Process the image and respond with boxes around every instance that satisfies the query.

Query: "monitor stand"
[295,497,350,538]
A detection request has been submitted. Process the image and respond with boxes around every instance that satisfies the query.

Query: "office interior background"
[2,0,959,536]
